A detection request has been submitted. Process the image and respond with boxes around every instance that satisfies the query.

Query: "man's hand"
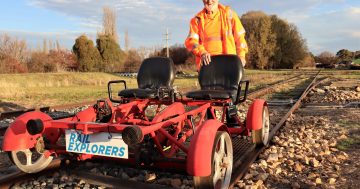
[201,52,211,66]
[240,56,246,68]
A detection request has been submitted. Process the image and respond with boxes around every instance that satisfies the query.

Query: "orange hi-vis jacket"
[185,4,248,69]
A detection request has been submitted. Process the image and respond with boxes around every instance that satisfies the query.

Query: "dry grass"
[0,70,308,109]
[0,72,137,108]
[321,70,360,79]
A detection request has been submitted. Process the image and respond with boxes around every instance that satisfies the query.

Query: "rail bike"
[2,55,270,189]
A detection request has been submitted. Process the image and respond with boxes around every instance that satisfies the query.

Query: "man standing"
[185,0,248,70]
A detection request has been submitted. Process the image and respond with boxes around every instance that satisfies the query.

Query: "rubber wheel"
[252,105,270,146]
[9,148,53,173]
[193,131,233,189]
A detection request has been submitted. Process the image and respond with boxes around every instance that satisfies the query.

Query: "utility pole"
[163,28,170,58]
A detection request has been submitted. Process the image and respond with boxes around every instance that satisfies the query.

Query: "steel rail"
[229,71,325,188]
[0,74,308,121]
[0,71,326,189]
[0,159,62,188]
[0,72,315,123]
[247,74,305,99]
[72,170,173,189]
[0,101,94,120]
[0,159,176,189]
[0,75,305,137]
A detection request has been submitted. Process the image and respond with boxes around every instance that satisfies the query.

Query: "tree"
[241,11,276,69]
[151,44,194,70]
[28,49,77,73]
[355,51,360,59]
[47,50,77,71]
[27,52,48,72]
[294,54,315,68]
[124,30,129,51]
[96,7,125,72]
[123,49,142,72]
[73,35,102,72]
[0,34,29,73]
[0,56,27,73]
[43,38,48,53]
[96,34,124,72]
[240,11,311,69]
[102,6,118,42]
[157,44,191,65]
[56,40,61,51]
[336,49,353,62]
[315,51,337,66]
[0,34,29,64]
[270,15,308,69]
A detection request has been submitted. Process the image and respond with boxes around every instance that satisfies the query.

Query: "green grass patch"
[337,120,360,150]
[338,120,360,129]
[337,137,359,151]
[354,59,360,65]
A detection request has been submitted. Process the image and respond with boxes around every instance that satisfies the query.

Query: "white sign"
[65,130,128,159]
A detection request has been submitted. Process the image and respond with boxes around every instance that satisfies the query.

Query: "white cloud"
[0,29,97,50]
[25,0,197,48]
[349,7,360,14]
[349,31,360,38]
[293,5,360,53]
[17,0,360,53]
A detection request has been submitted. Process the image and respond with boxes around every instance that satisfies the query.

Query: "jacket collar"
[195,3,227,18]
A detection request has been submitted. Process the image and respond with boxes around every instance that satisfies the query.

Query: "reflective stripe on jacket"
[185,4,248,70]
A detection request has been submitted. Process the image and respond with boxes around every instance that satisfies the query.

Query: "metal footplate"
[230,140,265,187]
[231,137,255,171]
[47,111,75,120]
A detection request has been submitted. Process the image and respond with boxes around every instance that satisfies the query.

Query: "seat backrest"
[199,55,243,91]
[137,57,175,89]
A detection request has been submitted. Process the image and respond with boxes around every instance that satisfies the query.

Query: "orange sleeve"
[231,10,248,58]
[185,17,207,57]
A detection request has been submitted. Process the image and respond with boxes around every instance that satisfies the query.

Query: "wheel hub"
[220,157,229,169]
[35,137,45,154]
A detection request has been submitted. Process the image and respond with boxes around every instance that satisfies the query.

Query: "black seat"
[186,55,243,102]
[118,57,175,98]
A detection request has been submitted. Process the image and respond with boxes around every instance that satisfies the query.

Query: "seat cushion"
[137,57,175,89]
[118,57,175,99]
[118,89,157,99]
[199,55,243,91]
[186,55,243,102]
[186,90,237,100]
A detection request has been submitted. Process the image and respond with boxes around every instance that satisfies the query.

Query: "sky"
[0,0,359,55]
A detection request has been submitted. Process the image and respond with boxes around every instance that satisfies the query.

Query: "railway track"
[0,101,93,120]
[0,159,63,188]
[0,101,93,136]
[0,72,313,136]
[229,71,324,187]
[0,71,325,188]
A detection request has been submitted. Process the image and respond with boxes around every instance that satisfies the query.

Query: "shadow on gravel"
[0,101,26,112]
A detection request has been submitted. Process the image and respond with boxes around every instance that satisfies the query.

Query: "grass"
[320,70,360,79]
[354,59,360,65]
[337,120,360,151]
[0,72,137,108]
[337,138,359,151]
[1,69,354,109]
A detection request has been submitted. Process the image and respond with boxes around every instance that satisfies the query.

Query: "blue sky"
[1,0,359,54]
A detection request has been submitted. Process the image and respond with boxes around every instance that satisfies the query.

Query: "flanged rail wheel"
[252,105,270,146]
[194,131,233,189]
[10,148,53,173]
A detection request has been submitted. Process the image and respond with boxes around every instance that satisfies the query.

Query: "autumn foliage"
[0,34,77,73]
